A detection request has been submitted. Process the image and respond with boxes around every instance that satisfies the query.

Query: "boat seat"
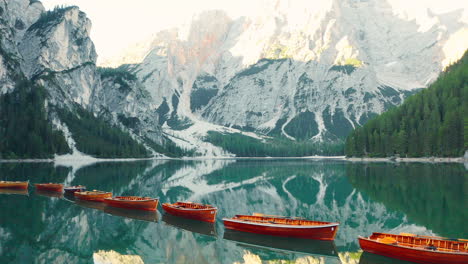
[426,245,438,251]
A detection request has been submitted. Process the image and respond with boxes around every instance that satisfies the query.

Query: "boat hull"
[0,181,28,189]
[223,219,338,240]
[104,198,158,211]
[35,184,63,192]
[358,237,468,264]
[74,192,112,202]
[162,203,217,223]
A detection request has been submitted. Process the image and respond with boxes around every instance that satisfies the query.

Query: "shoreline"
[346,156,466,163]
[0,155,466,163]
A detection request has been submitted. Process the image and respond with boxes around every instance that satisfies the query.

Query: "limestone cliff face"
[1,1,163,156]
[0,0,43,93]
[18,6,99,107]
[121,0,468,148]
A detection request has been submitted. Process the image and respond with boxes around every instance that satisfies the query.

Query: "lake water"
[0,160,466,264]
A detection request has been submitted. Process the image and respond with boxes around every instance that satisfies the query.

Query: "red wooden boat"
[162,202,217,223]
[64,185,86,194]
[34,183,63,192]
[223,213,339,240]
[104,196,159,211]
[0,181,29,189]
[358,232,468,264]
[74,190,112,202]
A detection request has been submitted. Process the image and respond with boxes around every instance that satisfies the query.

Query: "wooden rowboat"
[103,196,159,211]
[34,183,63,192]
[223,213,339,240]
[162,202,217,223]
[0,181,29,189]
[358,232,468,264]
[64,185,86,194]
[74,190,112,202]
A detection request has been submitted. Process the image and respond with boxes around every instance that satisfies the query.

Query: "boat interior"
[369,232,468,253]
[113,196,155,201]
[77,191,109,195]
[231,214,336,226]
[171,202,215,209]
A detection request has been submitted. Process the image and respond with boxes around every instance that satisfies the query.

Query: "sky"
[41,0,467,64]
[41,0,261,63]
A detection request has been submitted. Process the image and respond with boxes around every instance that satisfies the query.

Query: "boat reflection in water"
[104,206,159,222]
[162,213,216,237]
[75,199,106,211]
[0,188,29,196]
[63,192,76,202]
[35,189,64,198]
[223,229,339,257]
[359,252,415,264]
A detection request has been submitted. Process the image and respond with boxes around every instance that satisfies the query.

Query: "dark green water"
[0,160,466,264]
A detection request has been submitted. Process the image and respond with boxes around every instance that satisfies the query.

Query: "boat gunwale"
[358,236,468,256]
[34,183,63,187]
[64,186,85,190]
[104,196,158,203]
[163,203,217,211]
[223,218,339,229]
[75,191,112,195]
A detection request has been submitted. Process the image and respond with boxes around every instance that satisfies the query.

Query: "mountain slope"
[0,2,163,158]
[345,49,467,157]
[1,0,467,158]
[118,0,468,155]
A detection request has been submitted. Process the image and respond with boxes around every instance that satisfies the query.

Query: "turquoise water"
[0,160,466,264]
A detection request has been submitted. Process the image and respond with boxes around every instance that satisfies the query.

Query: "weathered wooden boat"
[64,185,86,194]
[34,183,63,192]
[223,213,339,240]
[223,229,338,256]
[103,196,158,211]
[0,188,29,196]
[0,181,29,189]
[358,232,468,264]
[105,206,158,222]
[74,190,112,202]
[36,189,64,198]
[162,213,216,237]
[162,202,217,223]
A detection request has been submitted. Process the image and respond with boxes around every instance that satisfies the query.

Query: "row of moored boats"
[1,180,467,264]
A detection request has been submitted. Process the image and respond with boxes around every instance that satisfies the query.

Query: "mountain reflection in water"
[0,160,465,264]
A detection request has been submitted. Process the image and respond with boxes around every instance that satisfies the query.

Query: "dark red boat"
[64,185,86,194]
[223,214,339,240]
[74,190,112,202]
[104,196,159,211]
[358,232,468,264]
[162,202,217,223]
[34,183,63,192]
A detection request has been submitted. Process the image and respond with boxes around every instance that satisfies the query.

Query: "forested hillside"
[345,50,467,157]
[0,80,70,159]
